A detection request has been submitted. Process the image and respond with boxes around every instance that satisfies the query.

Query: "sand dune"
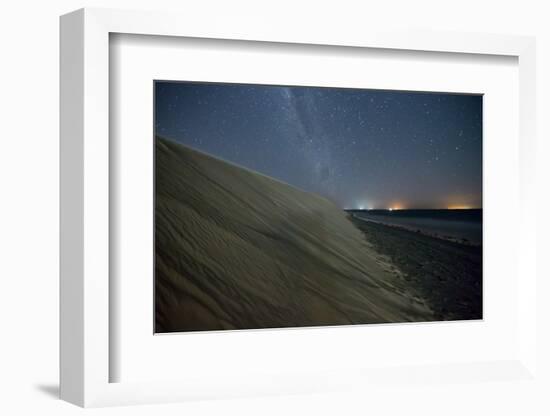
[155,137,434,332]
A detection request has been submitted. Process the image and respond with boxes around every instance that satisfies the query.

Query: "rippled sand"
[155,137,434,333]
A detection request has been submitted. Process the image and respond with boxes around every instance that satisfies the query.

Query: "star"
[155,81,482,209]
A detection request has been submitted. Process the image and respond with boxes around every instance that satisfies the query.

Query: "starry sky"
[155,81,482,210]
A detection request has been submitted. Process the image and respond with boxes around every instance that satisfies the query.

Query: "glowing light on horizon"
[157,83,482,214]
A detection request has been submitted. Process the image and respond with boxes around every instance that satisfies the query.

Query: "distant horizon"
[159,135,482,212]
[345,207,482,211]
[155,81,482,210]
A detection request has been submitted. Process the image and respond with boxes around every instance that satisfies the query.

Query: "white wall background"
[0,0,548,414]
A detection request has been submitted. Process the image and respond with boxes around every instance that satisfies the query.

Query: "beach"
[349,215,482,321]
[155,137,482,332]
[350,209,482,246]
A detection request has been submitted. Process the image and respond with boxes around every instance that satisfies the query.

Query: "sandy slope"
[155,137,433,332]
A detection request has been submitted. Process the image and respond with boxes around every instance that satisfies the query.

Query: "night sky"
[155,82,482,210]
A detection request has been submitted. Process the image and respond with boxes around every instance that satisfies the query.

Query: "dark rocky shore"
[349,216,482,321]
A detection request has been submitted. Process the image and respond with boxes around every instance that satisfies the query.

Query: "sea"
[348,209,482,245]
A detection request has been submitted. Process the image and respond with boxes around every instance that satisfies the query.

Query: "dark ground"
[349,216,482,321]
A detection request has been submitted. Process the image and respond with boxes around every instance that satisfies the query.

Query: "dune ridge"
[155,137,434,332]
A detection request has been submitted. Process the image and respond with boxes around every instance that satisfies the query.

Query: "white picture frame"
[60,7,537,407]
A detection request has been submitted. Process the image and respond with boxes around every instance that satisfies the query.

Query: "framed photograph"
[153,80,483,333]
[60,8,537,407]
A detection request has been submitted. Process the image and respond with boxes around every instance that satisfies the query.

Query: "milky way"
[155,81,482,209]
